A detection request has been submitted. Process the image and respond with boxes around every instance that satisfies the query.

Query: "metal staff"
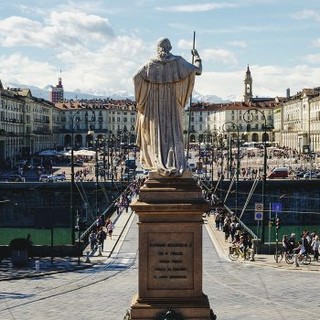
[186,31,196,161]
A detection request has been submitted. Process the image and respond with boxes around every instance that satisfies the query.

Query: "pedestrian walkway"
[0,205,135,281]
[205,214,320,272]
[1,206,320,281]
[84,206,135,262]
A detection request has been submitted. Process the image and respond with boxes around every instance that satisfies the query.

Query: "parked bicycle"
[273,247,285,263]
[228,244,252,261]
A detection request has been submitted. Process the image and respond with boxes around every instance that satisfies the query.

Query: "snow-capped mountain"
[2,81,228,103]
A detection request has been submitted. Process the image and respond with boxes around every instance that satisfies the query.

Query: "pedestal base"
[131,294,213,320]
[130,173,215,320]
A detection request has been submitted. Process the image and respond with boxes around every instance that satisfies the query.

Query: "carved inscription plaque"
[147,232,194,290]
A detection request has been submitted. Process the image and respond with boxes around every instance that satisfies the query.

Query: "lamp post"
[210,129,223,181]
[221,122,240,182]
[222,122,240,216]
[87,127,100,217]
[70,110,80,244]
[108,132,115,186]
[243,109,268,244]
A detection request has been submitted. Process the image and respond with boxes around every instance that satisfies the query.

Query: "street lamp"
[87,127,100,217]
[243,108,268,244]
[222,122,240,216]
[221,122,240,182]
[70,110,80,244]
[209,129,223,181]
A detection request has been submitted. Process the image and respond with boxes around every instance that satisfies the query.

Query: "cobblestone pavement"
[1,208,319,319]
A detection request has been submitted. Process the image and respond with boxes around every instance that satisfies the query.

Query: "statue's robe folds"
[134,55,197,177]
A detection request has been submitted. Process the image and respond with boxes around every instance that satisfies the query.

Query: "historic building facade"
[0,81,61,166]
[185,65,282,147]
[2,64,320,167]
[275,88,320,153]
[54,99,136,150]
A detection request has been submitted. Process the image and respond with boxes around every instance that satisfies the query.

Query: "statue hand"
[191,49,200,59]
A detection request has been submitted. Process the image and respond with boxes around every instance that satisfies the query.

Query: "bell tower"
[244,64,253,102]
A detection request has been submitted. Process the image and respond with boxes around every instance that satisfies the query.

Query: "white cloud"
[311,38,320,47]
[177,39,194,50]
[0,53,56,87]
[53,35,147,94]
[246,65,320,98]
[46,11,114,46]
[196,70,243,98]
[0,11,114,49]
[155,3,238,13]
[1,2,320,102]
[194,64,320,101]
[202,48,238,65]
[0,16,44,47]
[303,53,320,64]
[292,9,320,22]
[227,40,247,48]
[0,8,146,95]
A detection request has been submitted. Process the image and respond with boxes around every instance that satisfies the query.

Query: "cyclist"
[288,233,296,253]
[232,234,247,258]
[282,235,289,255]
[293,240,305,267]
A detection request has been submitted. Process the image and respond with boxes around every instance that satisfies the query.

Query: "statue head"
[156,38,172,59]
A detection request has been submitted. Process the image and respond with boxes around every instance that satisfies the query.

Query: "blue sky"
[1,0,320,100]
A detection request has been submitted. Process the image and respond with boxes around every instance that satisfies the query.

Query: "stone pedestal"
[130,171,214,320]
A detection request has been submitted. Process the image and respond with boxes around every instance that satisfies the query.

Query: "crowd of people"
[192,145,320,181]
[88,178,145,255]
[211,208,254,260]
[281,230,319,266]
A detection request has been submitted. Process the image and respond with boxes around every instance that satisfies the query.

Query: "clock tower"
[244,64,253,102]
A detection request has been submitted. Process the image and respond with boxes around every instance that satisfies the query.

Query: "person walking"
[106,220,114,240]
[97,227,107,254]
[89,230,97,252]
[311,235,319,262]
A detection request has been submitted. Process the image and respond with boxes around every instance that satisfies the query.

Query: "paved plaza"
[0,203,319,319]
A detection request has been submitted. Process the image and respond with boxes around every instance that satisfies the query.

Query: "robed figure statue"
[133,38,202,177]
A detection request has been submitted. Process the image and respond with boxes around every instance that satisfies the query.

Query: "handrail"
[78,184,131,243]
[224,205,259,240]
[197,177,259,240]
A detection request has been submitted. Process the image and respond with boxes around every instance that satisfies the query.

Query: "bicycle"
[285,252,311,265]
[273,247,285,263]
[228,244,252,261]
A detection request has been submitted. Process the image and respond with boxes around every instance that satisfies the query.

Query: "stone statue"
[134,38,202,177]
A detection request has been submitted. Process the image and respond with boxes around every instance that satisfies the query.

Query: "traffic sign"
[255,203,263,212]
[255,212,263,221]
[272,202,282,213]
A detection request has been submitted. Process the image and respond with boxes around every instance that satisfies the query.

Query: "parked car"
[3,174,26,182]
[303,172,319,179]
[39,174,50,182]
[188,163,196,172]
[295,170,306,178]
[69,160,84,167]
[268,167,289,179]
[49,173,66,182]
